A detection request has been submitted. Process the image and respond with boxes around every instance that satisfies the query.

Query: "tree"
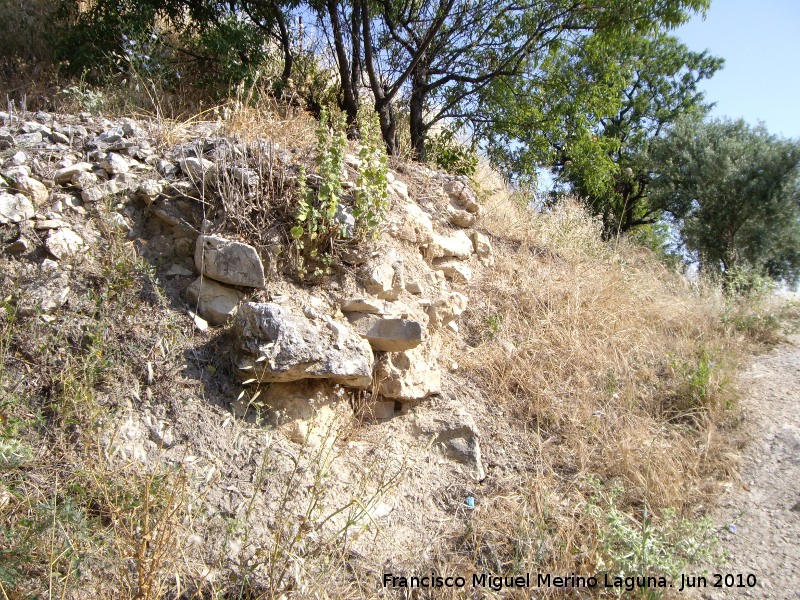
[314,0,711,157]
[480,30,721,238]
[650,117,800,285]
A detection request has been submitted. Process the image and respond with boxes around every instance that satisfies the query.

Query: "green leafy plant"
[588,479,720,599]
[290,108,347,278]
[291,107,388,278]
[485,314,504,338]
[354,107,389,238]
[426,127,478,176]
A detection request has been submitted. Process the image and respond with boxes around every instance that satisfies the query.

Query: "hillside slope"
[0,106,753,598]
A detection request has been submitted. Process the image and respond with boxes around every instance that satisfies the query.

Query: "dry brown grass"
[431,189,746,588]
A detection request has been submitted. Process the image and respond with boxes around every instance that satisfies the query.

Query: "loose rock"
[46,228,84,259]
[427,292,468,330]
[0,193,35,224]
[185,277,244,326]
[427,231,473,260]
[347,314,425,352]
[374,337,441,401]
[195,234,266,289]
[13,177,48,206]
[233,302,374,387]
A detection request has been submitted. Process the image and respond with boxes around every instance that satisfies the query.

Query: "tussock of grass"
[433,195,744,590]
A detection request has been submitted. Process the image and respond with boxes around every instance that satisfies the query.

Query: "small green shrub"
[588,480,720,599]
[724,310,783,345]
[354,107,389,239]
[426,127,478,176]
[291,108,348,278]
[485,314,504,338]
[59,81,109,113]
[291,107,388,279]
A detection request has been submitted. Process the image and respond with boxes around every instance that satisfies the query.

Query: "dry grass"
[427,190,746,592]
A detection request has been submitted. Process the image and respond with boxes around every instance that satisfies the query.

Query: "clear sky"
[675,0,800,139]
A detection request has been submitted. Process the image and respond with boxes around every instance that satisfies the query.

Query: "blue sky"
[675,0,800,139]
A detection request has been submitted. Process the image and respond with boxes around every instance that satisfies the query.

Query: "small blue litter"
[466,496,475,508]
[727,524,737,534]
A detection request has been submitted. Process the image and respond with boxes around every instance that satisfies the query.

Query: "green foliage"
[485,314,503,338]
[186,16,272,94]
[486,31,721,239]
[724,310,783,346]
[425,127,478,176]
[588,479,720,598]
[291,108,389,278]
[59,81,109,113]
[56,0,163,77]
[650,118,800,285]
[683,348,715,405]
[627,222,682,270]
[292,109,349,278]
[287,51,340,115]
[354,107,389,238]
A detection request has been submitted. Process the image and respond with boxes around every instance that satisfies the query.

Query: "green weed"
[588,479,720,599]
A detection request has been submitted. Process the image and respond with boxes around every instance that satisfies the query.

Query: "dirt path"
[701,335,800,599]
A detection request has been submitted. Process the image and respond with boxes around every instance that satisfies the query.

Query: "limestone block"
[427,231,473,260]
[347,314,425,352]
[427,292,468,330]
[195,234,266,289]
[233,302,374,387]
[45,228,84,259]
[185,277,244,326]
[432,259,473,282]
[374,337,441,401]
[0,193,34,224]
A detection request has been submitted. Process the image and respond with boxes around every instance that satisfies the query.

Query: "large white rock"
[448,206,477,228]
[178,157,216,182]
[233,303,374,387]
[70,170,99,190]
[472,231,494,265]
[347,314,425,352]
[359,252,404,298]
[233,381,352,448]
[386,200,434,244]
[432,259,473,282]
[45,228,84,259]
[18,271,70,316]
[185,277,244,325]
[81,180,120,204]
[427,292,468,330]
[13,176,48,206]
[54,162,94,185]
[443,179,480,213]
[195,235,266,289]
[100,152,129,175]
[374,337,441,401]
[135,180,163,205]
[427,231,473,260]
[0,192,35,224]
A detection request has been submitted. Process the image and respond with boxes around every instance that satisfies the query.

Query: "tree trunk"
[273,0,293,86]
[326,0,359,128]
[376,98,398,155]
[409,70,427,161]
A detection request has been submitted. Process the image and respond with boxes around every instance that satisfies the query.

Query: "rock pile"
[0,108,492,479]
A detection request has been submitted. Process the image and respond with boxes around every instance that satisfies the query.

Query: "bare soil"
[702,335,800,599]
